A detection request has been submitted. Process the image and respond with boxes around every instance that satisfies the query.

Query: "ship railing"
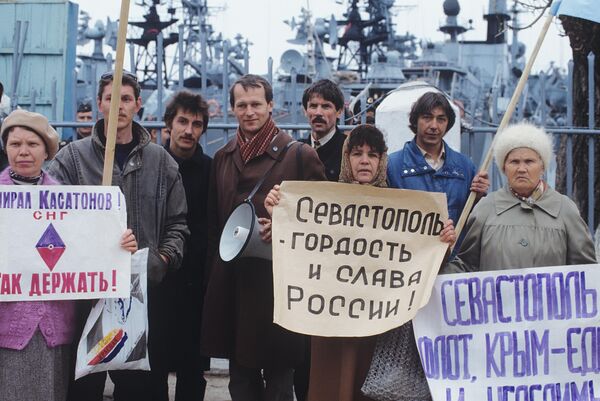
[34,120,599,239]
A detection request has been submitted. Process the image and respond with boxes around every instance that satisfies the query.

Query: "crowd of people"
[0,71,596,401]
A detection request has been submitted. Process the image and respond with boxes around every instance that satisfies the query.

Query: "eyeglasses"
[100,70,138,82]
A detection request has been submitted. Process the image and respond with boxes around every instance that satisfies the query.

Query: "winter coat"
[299,128,346,181]
[47,120,188,369]
[0,168,76,350]
[387,138,476,225]
[200,130,326,368]
[152,142,212,371]
[48,119,188,285]
[444,185,597,273]
[307,139,388,401]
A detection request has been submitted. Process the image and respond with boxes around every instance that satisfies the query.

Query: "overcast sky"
[74,0,570,75]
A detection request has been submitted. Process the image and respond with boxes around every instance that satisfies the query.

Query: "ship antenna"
[305,7,317,78]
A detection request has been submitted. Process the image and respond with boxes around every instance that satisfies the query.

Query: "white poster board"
[272,181,449,337]
[413,264,600,401]
[0,185,130,301]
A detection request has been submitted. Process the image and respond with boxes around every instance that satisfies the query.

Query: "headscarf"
[338,132,388,188]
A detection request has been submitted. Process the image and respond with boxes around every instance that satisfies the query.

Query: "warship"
[0,0,567,149]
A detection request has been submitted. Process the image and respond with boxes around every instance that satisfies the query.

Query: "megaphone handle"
[246,140,297,201]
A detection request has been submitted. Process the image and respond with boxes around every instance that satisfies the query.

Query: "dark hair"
[0,82,3,98]
[408,92,455,134]
[163,90,209,133]
[347,124,387,155]
[229,74,273,108]
[97,71,141,100]
[302,79,344,111]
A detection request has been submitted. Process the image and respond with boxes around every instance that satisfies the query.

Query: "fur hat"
[494,122,553,172]
[1,109,59,160]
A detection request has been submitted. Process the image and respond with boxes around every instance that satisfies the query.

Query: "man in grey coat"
[48,71,188,401]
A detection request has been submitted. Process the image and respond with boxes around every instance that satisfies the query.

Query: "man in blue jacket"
[387,92,488,244]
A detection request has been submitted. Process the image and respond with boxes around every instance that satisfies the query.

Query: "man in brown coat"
[200,74,326,401]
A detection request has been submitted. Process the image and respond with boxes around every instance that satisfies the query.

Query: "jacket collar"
[264,131,293,160]
[165,139,206,165]
[400,138,466,179]
[495,185,561,217]
[91,119,151,154]
[91,119,151,175]
[224,126,292,171]
[310,126,336,148]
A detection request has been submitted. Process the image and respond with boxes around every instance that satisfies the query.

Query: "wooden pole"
[452,13,555,248]
[102,0,131,186]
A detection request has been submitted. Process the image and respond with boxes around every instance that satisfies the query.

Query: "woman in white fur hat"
[444,122,596,273]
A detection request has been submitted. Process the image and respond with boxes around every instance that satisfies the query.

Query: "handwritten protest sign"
[272,181,449,337]
[0,185,130,301]
[413,264,600,401]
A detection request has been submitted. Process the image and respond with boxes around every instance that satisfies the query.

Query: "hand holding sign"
[120,229,137,253]
[264,184,281,216]
[272,181,449,337]
[413,264,600,401]
[0,185,130,301]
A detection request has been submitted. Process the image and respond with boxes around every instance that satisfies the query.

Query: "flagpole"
[451,12,555,248]
[102,0,131,186]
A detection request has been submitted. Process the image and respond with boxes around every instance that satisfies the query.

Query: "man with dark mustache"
[49,71,188,401]
[152,90,212,401]
[300,79,347,181]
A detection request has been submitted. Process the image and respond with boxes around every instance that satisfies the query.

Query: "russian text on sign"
[272,181,449,337]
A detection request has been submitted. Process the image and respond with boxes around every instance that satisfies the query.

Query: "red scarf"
[237,118,279,164]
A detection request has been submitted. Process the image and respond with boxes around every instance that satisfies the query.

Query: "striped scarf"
[237,117,279,164]
[9,169,43,185]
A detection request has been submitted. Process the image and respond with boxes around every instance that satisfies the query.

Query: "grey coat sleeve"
[152,158,189,283]
[562,196,597,265]
[441,197,493,274]
[46,146,78,185]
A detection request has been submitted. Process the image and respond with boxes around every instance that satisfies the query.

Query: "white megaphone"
[219,200,272,262]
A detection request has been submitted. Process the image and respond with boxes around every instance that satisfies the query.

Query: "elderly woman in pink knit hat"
[445,122,596,274]
[0,110,137,401]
